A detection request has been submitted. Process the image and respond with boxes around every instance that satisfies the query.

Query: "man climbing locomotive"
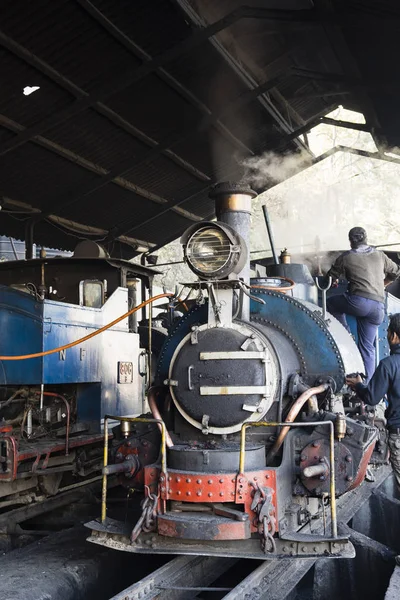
[326,227,400,381]
[88,183,388,561]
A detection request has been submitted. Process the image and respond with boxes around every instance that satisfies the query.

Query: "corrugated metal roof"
[0,0,398,258]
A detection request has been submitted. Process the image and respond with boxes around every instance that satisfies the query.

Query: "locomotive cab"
[89,183,379,560]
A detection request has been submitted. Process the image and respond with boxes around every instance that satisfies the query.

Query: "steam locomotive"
[88,183,399,560]
[0,244,156,514]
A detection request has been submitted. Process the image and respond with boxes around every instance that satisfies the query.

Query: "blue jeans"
[327,294,384,381]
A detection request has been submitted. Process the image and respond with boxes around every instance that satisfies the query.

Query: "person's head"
[348,226,367,249]
[388,313,400,345]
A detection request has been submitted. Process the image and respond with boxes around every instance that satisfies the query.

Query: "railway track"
[108,465,397,600]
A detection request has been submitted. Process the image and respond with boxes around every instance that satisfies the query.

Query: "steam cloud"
[241,149,313,188]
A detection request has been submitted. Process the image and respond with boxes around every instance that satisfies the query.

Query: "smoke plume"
[241,149,313,188]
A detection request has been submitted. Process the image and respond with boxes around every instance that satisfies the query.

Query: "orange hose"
[0,293,173,361]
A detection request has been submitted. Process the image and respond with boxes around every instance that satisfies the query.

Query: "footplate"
[86,517,355,560]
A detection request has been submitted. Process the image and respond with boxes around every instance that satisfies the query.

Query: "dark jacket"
[327,246,400,303]
[355,344,400,428]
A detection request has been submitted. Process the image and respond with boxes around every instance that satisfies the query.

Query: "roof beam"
[282,115,371,145]
[172,0,312,154]
[293,67,400,91]
[0,5,317,156]
[100,75,289,242]
[75,0,255,156]
[312,0,383,145]
[0,30,213,184]
[0,115,202,222]
[21,73,286,230]
[289,89,351,101]
[0,196,155,252]
[111,139,400,245]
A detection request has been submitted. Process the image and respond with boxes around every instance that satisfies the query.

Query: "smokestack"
[209,182,257,319]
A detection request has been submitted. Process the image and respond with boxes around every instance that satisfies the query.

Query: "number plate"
[118,361,133,383]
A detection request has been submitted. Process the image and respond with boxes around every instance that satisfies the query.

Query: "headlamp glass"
[186,226,232,275]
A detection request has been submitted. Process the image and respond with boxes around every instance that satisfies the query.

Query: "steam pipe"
[267,383,329,462]
[262,205,279,265]
[148,387,174,448]
[103,455,140,477]
[302,463,329,478]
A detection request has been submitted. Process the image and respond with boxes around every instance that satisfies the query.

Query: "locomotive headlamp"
[181,221,247,280]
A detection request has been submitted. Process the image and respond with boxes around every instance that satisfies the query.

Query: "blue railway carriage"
[0,246,157,506]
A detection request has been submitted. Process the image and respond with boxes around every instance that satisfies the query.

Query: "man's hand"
[331,279,339,288]
[346,374,363,389]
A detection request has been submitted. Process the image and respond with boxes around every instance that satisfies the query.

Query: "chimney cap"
[209,181,257,199]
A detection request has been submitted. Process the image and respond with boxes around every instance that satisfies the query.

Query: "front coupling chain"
[250,481,277,554]
[130,489,158,543]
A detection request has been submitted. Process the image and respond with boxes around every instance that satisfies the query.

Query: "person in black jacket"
[346,313,400,492]
[327,227,400,381]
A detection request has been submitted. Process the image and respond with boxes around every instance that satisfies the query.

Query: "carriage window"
[79,280,106,308]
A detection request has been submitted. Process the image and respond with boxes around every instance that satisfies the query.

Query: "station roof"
[1,0,399,258]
